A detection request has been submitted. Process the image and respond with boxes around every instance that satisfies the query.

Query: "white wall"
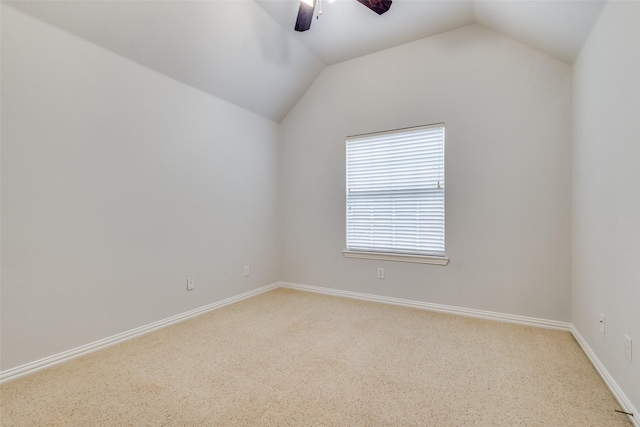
[2,2,638,414]
[1,6,280,371]
[280,24,573,321]
[572,0,640,412]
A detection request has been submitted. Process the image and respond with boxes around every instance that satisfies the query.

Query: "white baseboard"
[570,325,638,427]
[278,281,571,331]
[2,280,636,427]
[0,283,279,384]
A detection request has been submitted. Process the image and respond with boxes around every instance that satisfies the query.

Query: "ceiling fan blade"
[295,0,315,32]
[356,0,392,15]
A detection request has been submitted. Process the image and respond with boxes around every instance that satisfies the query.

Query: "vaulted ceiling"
[5,0,606,122]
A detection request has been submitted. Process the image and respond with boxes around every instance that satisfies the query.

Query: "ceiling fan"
[295,0,392,32]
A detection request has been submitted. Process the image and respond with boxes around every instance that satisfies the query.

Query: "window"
[344,123,447,265]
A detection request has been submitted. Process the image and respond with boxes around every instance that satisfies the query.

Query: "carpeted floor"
[0,288,632,426]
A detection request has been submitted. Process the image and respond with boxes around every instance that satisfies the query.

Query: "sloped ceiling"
[474,0,606,65]
[4,0,606,122]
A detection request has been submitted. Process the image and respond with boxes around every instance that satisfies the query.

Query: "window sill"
[342,250,449,266]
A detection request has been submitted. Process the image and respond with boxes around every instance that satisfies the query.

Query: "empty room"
[1,0,638,425]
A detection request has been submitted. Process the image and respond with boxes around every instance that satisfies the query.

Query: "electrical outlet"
[599,314,605,335]
[243,265,250,277]
[377,267,384,279]
[187,278,194,291]
[624,335,632,363]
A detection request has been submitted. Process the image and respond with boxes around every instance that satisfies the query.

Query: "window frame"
[343,123,449,266]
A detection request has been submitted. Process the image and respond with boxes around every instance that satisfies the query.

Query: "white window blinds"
[346,123,445,257]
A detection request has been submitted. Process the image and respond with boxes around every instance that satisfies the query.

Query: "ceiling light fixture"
[295,0,392,32]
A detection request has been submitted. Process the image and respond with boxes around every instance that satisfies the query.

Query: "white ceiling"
[257,0,476,65]
[5,0,606,122]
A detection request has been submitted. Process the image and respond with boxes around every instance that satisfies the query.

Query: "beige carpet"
[0,288,632,426]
